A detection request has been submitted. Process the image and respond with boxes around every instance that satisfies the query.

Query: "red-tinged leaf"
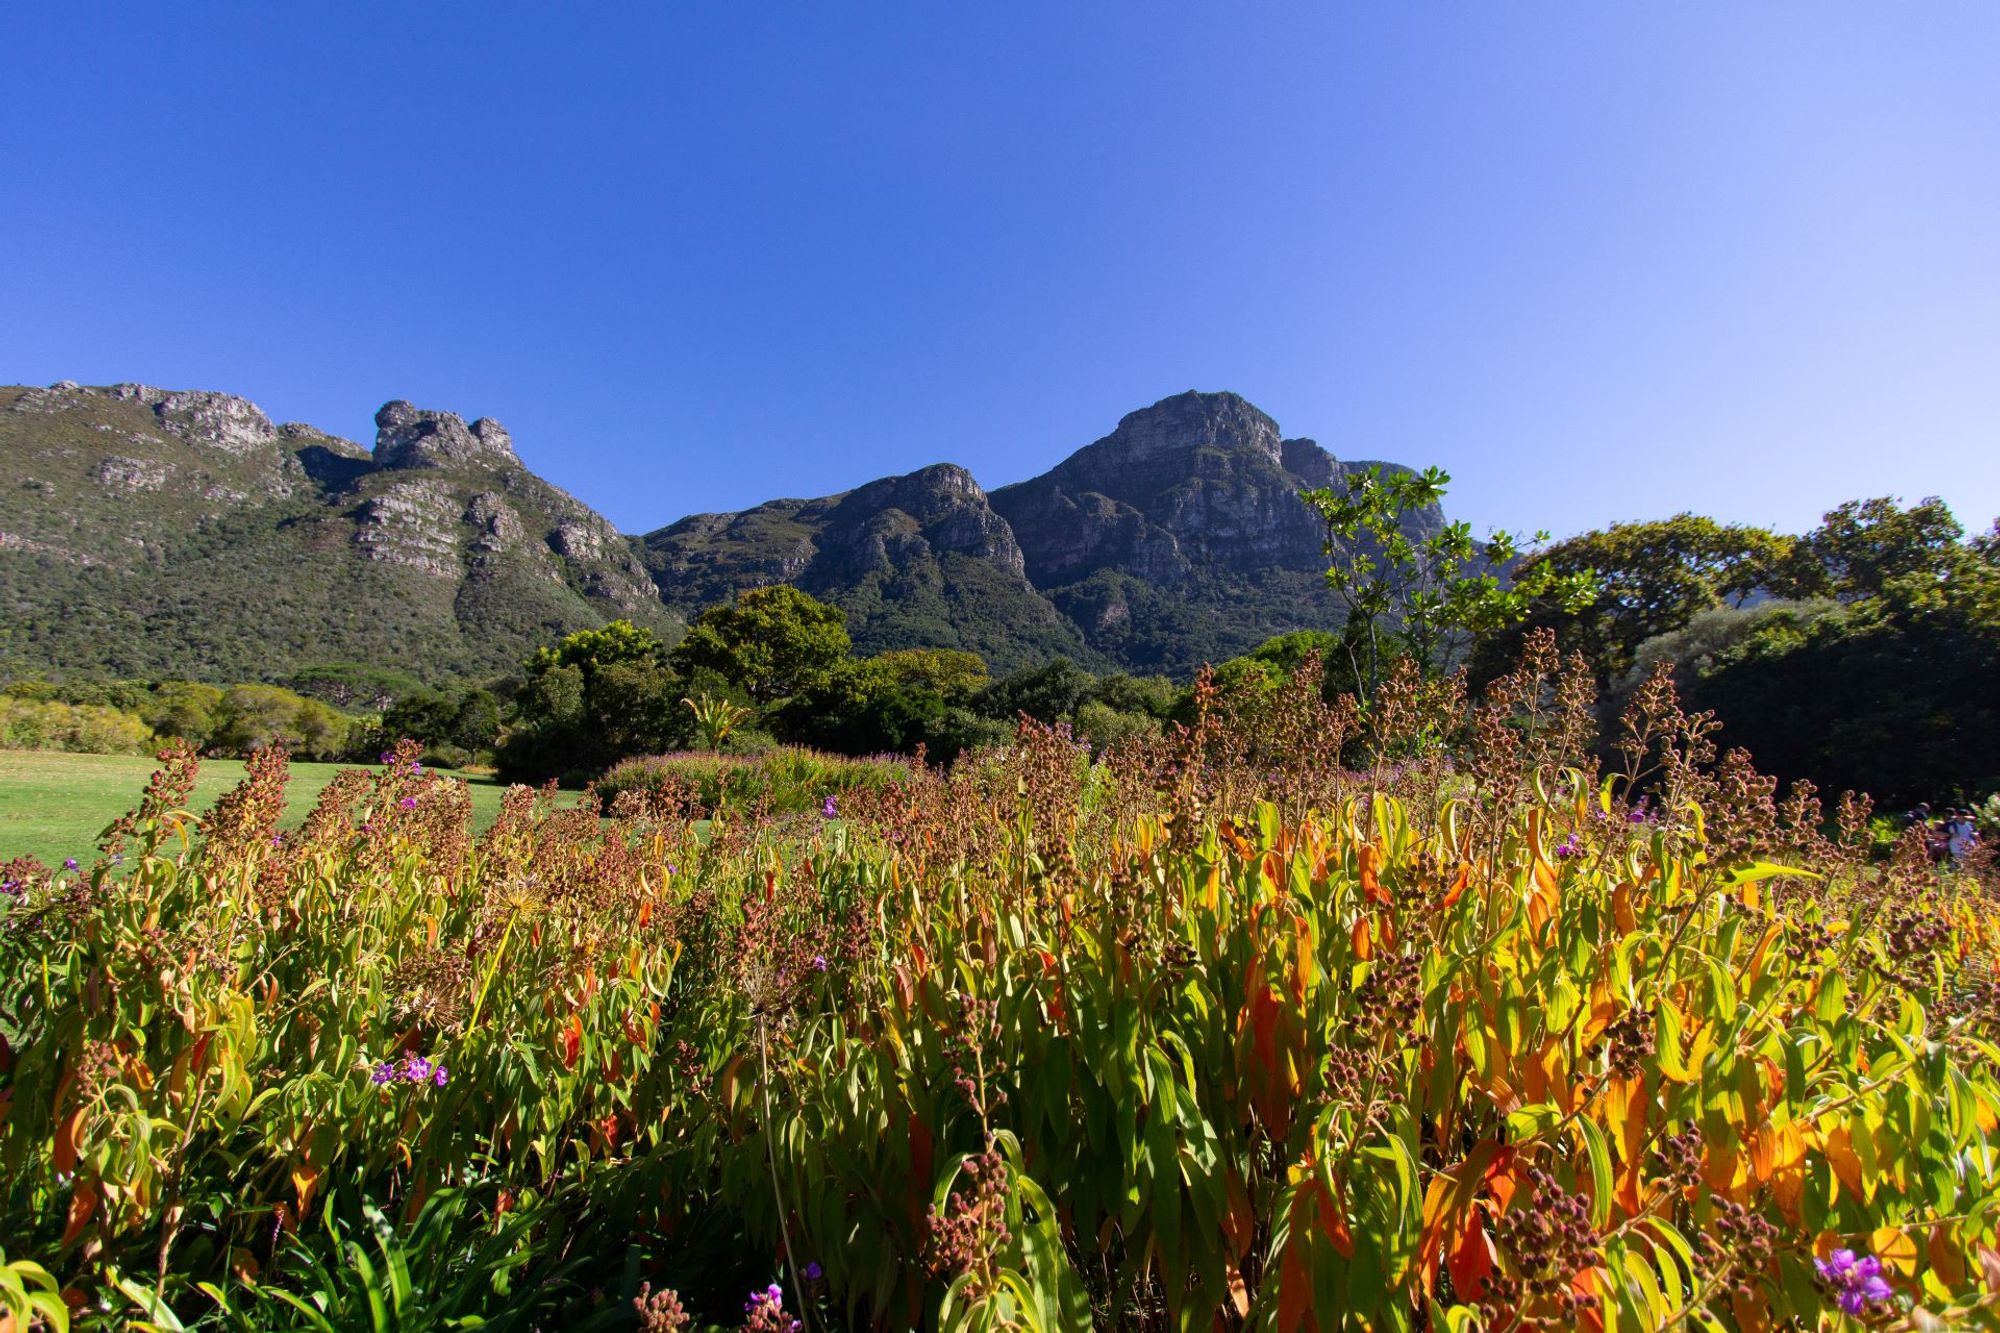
[560,1013,583,1071]
[1439,862,1470,909]
[1446,1205,1498,1303]
[1359,843,1389,906]
[62,1181,96,1245]
[1572,1267,1608,1333]
[1278,1213,1315,1333]
[53,1107,82,1175]
[1416,1141,1507,1294]
[1315,1178,1354,1259]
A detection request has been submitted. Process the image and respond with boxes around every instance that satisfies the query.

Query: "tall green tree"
[668,586,851,705]
[1479,514,1790,683]
[1300,465,1593,697]
[1780,496,1968,602]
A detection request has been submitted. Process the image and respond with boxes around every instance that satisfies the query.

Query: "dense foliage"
[0,679,358,762]
[1488,497,2000,805]
[3,643,1998,1331]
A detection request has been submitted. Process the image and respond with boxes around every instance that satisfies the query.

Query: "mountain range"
[0,381,1438,683]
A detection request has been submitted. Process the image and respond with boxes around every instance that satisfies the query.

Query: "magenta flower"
[1554,833,1581,859]
[400,796,418,810]
[813,954,828,972]
[63,858,78,871]
[1816,1248,1893,1315]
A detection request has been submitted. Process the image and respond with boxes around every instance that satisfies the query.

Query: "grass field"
[0,749,554,867]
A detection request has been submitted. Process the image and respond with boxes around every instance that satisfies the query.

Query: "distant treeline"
[4,494,1993,808]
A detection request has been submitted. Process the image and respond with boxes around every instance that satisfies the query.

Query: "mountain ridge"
[1,382,1438,680]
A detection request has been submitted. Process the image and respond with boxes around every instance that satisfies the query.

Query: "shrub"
[0,696,154,754]
[593,744,907,815]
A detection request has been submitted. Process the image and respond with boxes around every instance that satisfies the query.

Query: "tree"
[141,681,224,747]
[870,648,989,701]
[1481,514,1790,684]
[1782,497,1967,602]
[529,619,666,679]
[668,587,850,705]
[1300,465,1593,697]
[975,657,1094,726]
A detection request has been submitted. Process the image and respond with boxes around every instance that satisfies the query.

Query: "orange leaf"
[61,1181,97,1245]
[1359,843,1389,906]
[52,1107,81,1175]
[1278,1200,1317,1333]
[1929,1226,1968,1287]
[1572,1267,1608,1333]
[1315,1176,1355,1259]
[1612,882,1638,934]
[1350,916,1373,961]
[1872,1226,1918,1276]
[1224,1263,1251,1318]
[293,1165,321,1218]
[1439,862,1471,909]
[1822,1125,1865,1200]
[1291,916,1315,1004]
[1416,1141,1508,1295]
[560,1013,583,1071]
[1446,1205,1498,1303]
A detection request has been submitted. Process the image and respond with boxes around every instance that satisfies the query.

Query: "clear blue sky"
[4,3,1996,542]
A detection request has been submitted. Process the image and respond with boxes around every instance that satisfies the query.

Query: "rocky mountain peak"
[373,400,521,470]
[1097,391,1284,467]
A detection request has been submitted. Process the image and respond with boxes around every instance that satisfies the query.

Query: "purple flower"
[1816,1248,1893,1315]
[63,858,78,871]
[403,1054,433,1083]
[371,1062,397,1085]
[821,795,837,819]
[410,761,424,774]
[380,750,395,764]
[804,1262,822,1281]
[400,796,418,811]
[1554,834,1581,859]
[433,1065,449,1087]
[812,954,828,972]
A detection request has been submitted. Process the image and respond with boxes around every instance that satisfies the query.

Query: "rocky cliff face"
[0,382,676,682]
[644,463,1091,670]
[980,391,1438,670]
[646,390,1440,674]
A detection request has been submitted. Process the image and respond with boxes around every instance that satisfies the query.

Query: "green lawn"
[0,750,552,868]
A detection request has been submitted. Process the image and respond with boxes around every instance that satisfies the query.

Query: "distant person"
[1945,808,1979,865]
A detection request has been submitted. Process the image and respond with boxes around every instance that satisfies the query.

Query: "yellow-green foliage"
[0,696,154,755]
[2,666,1998,1331]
